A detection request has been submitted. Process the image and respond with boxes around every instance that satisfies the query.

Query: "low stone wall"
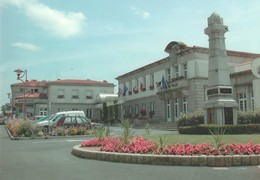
[72,145,260,167]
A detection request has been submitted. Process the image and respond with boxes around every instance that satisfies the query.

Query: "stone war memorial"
[204,12,238,125]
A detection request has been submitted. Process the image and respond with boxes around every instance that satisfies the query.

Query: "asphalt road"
[0,125,260,180]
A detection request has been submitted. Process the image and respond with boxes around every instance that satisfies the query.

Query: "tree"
[1,105,7,116]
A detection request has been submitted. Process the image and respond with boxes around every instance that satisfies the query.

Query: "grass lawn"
[145,133,260,145]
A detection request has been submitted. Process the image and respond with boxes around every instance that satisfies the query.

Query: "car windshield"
[35,114,54,123]
[52,114,65,122]
[46,114,56,120]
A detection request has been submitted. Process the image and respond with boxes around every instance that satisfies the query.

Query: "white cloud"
[3,0,86,38]
[12,42,41,51]
[130,6,150,19]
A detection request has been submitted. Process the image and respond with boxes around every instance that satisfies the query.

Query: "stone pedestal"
[204,12,238,125]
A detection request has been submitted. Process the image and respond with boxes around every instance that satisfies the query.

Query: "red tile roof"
[15,93,48,99]
[11,79,114,87]
[12,80,48,87]
[49,79,114,86]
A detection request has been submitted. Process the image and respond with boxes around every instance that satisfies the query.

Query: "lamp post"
[14,69,27,119]
[7,93,12,119]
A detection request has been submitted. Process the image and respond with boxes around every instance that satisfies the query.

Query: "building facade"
[116,41,260,123]
[11,79,115,119]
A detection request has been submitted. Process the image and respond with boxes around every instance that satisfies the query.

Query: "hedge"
[178,124,260,134]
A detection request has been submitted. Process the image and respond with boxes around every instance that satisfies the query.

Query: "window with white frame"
[167,68,171,82]
[182,97,188,114]
[72,89,79,99]
[129,106,132,115]
[142,103,146,111]
[150,73,154,86]
[135,79,139,89]
[167,100,171,119]
[39,108,47,116]
[150,101,154,112]
[142,76,146,89]
[238,93,247,111]
[175,66,179,78]
[86,90,93,99]
[135,104,139,115]
[57,89,65,99]
[183,63,187,78]
[86,109,92,118]
[251,92,254,110]
[129,81,132,92]
[31,88,39,93]
[174,98,179,118]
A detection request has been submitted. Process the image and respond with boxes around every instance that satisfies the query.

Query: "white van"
[36,111,85,130]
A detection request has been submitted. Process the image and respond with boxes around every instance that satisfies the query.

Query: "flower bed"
[5,119,93,138]
[80,136,260,156]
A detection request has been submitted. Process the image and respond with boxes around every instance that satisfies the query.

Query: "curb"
[71,145,260,167]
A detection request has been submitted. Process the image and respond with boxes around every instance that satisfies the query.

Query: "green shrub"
[94,126,107,141]
[5,119,35,137]
[120,119,134,144]
[176,110,204,127]
[178,124,260,134]
[209,127,226,149]
[238,109,260,124]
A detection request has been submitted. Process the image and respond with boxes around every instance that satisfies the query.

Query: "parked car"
[36,111,86,132]
[32,115,46,121]
[52,115,102,129]
[33,114,55,124]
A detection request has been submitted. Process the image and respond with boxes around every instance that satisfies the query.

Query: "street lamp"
[7,93,12,119]
[14,69,27,119]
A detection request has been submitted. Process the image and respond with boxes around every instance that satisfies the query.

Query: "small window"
[184,64,187,78]
[72,95,79,99]
[57,95,64,99]
[175,66,179,78]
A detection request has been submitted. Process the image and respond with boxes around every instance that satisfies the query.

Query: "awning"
[96,93,118,103]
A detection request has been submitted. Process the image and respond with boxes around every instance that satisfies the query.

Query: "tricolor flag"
[123,85,128,96]
[133,86,138,94]
[161,76,168,89]
[140,82,144,91]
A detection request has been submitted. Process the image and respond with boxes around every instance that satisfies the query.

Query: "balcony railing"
[157,76,188,92]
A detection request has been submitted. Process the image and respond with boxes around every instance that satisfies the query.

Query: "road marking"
[31,139,82,144]
[31,140,66,144]
[213,167,229,170]
[66,140,82,142]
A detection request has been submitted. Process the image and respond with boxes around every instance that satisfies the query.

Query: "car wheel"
[42,126,49,133]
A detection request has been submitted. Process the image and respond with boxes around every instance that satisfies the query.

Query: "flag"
[140,82,143,91]
[133,86,138,94]
[118,87,122,96]
[161,76,168,89]
[123,85,128,96]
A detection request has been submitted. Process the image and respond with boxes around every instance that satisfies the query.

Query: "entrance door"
[167,100,172,122]
[224,107,233,125]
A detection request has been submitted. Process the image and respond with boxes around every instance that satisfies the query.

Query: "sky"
[1,0,260,105]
